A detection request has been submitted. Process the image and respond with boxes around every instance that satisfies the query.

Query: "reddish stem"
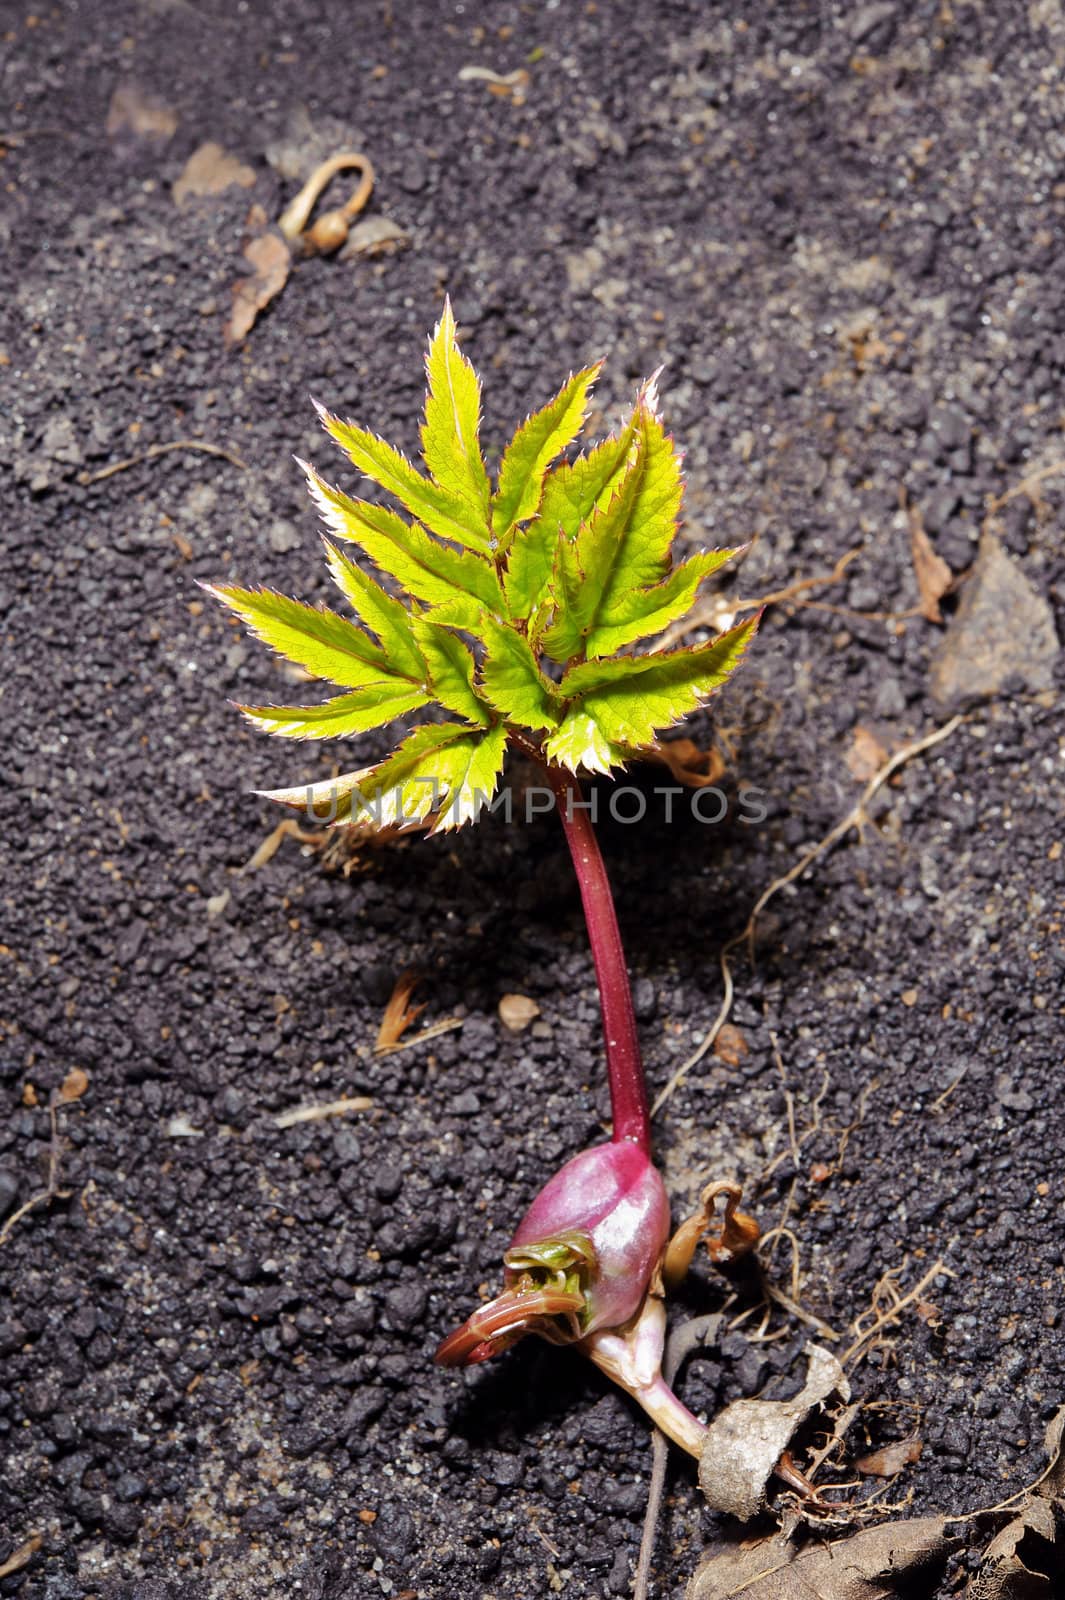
[541,763,650,1154]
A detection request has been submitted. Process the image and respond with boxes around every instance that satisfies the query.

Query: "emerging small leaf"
[480,618,561,733]
[209,308,757,830]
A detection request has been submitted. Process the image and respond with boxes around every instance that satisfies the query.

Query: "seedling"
[206,303,760,1461]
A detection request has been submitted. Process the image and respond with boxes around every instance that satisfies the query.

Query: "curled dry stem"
[662,1180,761,1293]
[277,151,375,255]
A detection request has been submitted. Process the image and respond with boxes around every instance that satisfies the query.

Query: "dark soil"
[2,3,1064,1597]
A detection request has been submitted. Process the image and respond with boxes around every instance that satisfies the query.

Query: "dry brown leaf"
[1045,1406,1065,1497]
[57,1067,89,1104]
[106,82,178,150]
[968,1499,1058,1599]
[498,993,540,1032]
[698,1345,848,1520]
[340,216,410,258]
[966,1405,1065,1599]
[855,1433,923,1477]
[375,971,426,1053]
[643,737,727,788]
[224,232,291,348]
[713,1024,749,1068]
[687,1517,957,1600]
[846,725,890,783]
[909,507,953,624]
[173,141,256,206]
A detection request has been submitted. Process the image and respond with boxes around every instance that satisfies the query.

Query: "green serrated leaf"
[429,720,508,833]
[479,618,561,732]
[549,617,758,761]
[503,417,636,623]
[620,397,683,591]
[584,548,738,658]
[422,299,491,523]
[205,583,395,689]
[492,363,601,541]
[239,681,431,739]
[542,709,623,776]
[317,402,493,554]
[353,720,507,831]
[303,463,504,630]
[322,540,425,680]
[539,401,687,663]
[412,616,491,724]
[540,436,648,663]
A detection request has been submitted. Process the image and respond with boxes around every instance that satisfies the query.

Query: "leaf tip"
[638,366,666,418]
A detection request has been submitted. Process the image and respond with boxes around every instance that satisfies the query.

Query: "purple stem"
[541,763,650,1154]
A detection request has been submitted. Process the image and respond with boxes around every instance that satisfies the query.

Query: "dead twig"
[930,1068,967,1113]
[375,971,427,1053]
[652,715,964,1117]
[754,1225,841,1343]
[373,1016,464,1057]
[78,439,248,485]
[0,1535,43,1580]
[0,127,71,144]
[242,818,323,874]
[272,1096,373,1129]
[0,1096,73,1246]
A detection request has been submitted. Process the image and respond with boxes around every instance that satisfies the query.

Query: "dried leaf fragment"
[855,1433,923,1477]
[173,141,256,205]
[698,1344,848,1519]
[375,971,426,1052]
[340,216,411,258]
[713,1023,748,1067]
[106,82,178,150]
[642,736,726,788]
[846,725,889,783]
[968,1499,1059,1599]
[224,231,291,348]
[687,1517,957,1600]
[498,993,540,1032]
[966,1404,1065,1599]
[909,505,953,624]
[57,1067,89,1104]
[165,1113,204,1138]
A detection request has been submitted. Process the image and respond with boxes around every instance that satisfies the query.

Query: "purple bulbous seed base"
[507,1143,670,1333]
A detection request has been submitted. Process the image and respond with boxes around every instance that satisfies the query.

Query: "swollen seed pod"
[436,1141,670,1367]
[303,209,351,256]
